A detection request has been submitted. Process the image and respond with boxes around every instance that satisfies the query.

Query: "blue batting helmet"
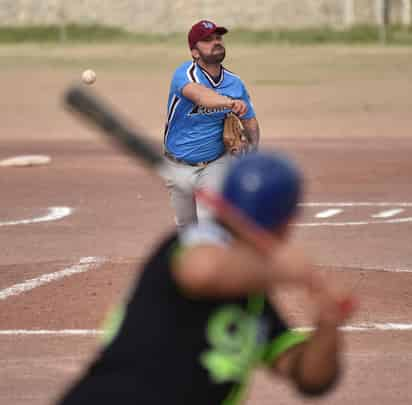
[221,151,303,230]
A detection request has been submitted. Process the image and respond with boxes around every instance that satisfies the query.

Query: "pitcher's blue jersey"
[164,61,256,164]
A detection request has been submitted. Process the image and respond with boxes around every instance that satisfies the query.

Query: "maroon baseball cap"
[188,20,228,49]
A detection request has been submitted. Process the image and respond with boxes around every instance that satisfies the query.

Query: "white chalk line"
[0,330,102,336]
[360,265,412,273]
[0,206,72,227]
[0,257,105,300]
[297,217,412,226]
[300,202,412,207]
[296,202,412,227]
[297,323,412,332]
[317,263,412,274]
[2,202,411,228]
[315,209,343,218]
[1,323,412,336]
[297,202,412,226]
[372,209,404,218]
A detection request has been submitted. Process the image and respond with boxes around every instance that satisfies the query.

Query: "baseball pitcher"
[163,20,260,231]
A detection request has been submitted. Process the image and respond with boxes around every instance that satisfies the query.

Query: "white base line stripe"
[0,206,72,227]
[0,329,103,336]
[317,263,412,273]
[300,202,412,207]
[359,265,412,273]
[296,202,412,226]
[316,209,343,218]
[296,217,412,226]
[1,323,412,335]
[0,257,104,300]
[372,209,404,218]
[297,323,412,332]
[0,330,103,335]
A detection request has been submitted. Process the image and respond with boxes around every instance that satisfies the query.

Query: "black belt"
[164,150,223,167]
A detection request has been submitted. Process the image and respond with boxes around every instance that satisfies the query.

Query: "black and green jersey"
[59,226,307,405]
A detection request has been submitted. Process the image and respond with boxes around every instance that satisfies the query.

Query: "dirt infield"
[0,44,411,405]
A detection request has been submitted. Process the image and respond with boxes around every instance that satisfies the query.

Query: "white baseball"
[81,69,96,85]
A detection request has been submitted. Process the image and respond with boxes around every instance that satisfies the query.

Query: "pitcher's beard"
[198,48,226,65]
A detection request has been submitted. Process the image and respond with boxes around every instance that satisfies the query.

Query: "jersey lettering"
[200,305,268,383]
[189,105,228,115]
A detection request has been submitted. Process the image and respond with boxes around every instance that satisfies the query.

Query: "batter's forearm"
[292,323,341,396]
[174,240,318,298]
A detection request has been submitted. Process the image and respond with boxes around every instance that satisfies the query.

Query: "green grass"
[0,24,412,45]
[0,24,182,44]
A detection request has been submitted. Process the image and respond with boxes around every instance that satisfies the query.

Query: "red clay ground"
[1,137,412,405]
[1,44,412,405]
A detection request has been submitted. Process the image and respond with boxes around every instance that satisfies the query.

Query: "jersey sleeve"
[171,64,193,98]
[260,300,309,366]
[240,81,256,120]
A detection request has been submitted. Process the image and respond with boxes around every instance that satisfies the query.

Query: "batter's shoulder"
[179,221,232,248]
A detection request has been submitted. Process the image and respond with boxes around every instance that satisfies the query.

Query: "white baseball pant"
[163,154,233,231]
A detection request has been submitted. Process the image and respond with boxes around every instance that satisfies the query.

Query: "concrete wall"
[0,0,410,31]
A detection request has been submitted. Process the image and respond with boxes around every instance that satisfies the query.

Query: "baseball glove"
[223,113,250,156]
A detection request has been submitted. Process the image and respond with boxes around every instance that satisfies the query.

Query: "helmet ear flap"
[221,152,302,230]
